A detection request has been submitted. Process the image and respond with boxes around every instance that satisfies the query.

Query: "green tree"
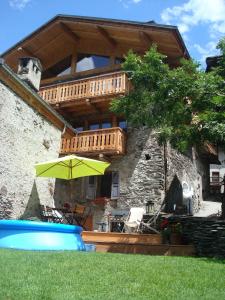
[111,41,225,152]
[215,37,225,78]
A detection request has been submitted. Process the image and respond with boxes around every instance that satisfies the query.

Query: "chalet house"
[0,15,217,229]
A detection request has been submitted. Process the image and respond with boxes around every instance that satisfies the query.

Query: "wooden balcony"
[60,127,126,156]
[39,71,130,106]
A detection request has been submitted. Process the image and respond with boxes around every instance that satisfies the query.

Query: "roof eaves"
[1,15,59,57]
[1,14,190,59]
[56,14,178,30]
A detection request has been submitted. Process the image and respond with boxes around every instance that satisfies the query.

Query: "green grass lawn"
[0,249,224,300]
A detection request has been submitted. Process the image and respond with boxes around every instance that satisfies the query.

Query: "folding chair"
[72,204,91,230]
[139,210,161,234]
[123,207,145,233]
[40,205,65,223]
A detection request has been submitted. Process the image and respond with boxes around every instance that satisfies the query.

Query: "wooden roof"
[1,15,190,75]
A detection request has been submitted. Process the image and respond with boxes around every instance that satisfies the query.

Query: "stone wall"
[109,128,165,210]
[0,81,62,219]
[53,127,210,229]
[172,217,225,258]
[110,128,208,214]
[166,145,209,214]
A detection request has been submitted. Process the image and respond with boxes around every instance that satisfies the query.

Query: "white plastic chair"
[124,207,145,233]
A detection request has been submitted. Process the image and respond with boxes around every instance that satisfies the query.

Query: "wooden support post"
[110,55,115,66]
[71,51,77,74]
[84,119,89,130]
[112,115,117,127]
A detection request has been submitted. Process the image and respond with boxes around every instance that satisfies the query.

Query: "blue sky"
[0,0,225,67]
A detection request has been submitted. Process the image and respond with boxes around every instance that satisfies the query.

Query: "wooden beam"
[71,51,77,74]
[59,22,80,43]
[85,99,101,113]
[17,47,47,68]
[97,26,117,48]
[56,108,75,121]
[139,31,152,48]
[66,112,114,123]
[32,33,64,55]
[18,46,35,57]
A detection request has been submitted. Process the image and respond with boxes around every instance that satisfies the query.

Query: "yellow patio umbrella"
[35,155,110,180]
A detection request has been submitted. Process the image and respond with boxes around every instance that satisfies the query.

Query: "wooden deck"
[60,127,126,156]
[82,231,196,256]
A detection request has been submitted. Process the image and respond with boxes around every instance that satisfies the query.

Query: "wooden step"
[94,242,195,256]
[82,231,195,256]
[82,231,162,245]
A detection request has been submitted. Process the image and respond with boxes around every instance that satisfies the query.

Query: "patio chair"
[72,204,91,230]
[123,207,145,233]
[40,205,65,223]
[139,209,161,234]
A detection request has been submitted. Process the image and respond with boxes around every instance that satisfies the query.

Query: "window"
[58,67,71,76]
[75,127,83,132]
[89,124,100,130]
[212,172,220,183]
[102,122,111,129]
[119,120,127,131]
[89,176,96,185]
[76,54,110,72]
[86,172,120,200]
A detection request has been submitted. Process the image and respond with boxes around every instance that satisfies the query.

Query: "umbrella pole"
[69,180,74,225]
[70,159,72,204]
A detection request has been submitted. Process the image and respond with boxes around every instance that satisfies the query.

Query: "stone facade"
[166,144,209,214]
[54,127,210,230]
[0,81,62,219]
[110,128,165,210]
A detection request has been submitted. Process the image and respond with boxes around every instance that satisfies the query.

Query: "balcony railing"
[60,127,126,156]
[39,71,130,105]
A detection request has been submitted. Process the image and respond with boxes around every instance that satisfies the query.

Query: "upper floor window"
[89,124,100,130]
[102,122,112,129]
[119,120,127,131]
[75,127,84,132]
[76,54,110,72]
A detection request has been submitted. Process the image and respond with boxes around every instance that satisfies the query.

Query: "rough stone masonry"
[0,81,62,219]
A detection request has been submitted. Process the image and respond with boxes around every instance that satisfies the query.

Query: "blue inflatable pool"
[0,220,86,251]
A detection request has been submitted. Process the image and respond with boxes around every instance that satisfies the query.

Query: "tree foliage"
[111,40,225,152]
